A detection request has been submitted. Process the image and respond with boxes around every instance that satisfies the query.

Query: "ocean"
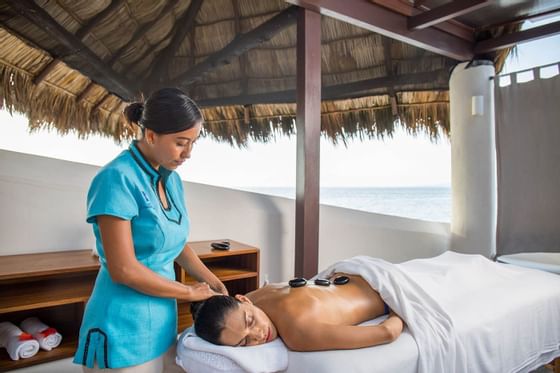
[242,187,451,223]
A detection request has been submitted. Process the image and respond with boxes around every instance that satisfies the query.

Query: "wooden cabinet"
[0,240,259,372]
[0,251,98,372]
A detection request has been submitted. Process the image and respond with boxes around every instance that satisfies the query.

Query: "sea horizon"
[240,186,451,223]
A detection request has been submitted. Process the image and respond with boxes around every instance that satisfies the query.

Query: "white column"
[449,61,496,257]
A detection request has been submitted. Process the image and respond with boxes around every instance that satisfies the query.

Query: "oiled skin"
[246,273,403,351]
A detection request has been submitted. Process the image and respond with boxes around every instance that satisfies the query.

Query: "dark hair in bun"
[123,102,144,124]
[124,88,202,134]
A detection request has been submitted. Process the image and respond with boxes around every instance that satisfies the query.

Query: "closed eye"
[236,311,249,347]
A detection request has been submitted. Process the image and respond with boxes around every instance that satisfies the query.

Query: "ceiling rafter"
[382,37,398,116]
[6,0,137,100]
[32,59,61,85]
[474,20,560,54]
[75,0,125,39]
[286,0,474,60]
[477,7,560,32]
[33,0,124,87]
[372,0,474,42]
[148,0,204,88]
[108,0,180,66]
[196,69,449,107]
[232,0,249,95]
[173,5,299,88]
[408,0,491,30]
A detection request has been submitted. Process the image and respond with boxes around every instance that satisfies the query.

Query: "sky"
[1,16,559,189]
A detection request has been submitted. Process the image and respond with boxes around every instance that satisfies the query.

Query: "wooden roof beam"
[373,0,474,42]
[474,20,560,54]
[32,59,60,85]
[408,0,491,31]
[108,0,179,66]
[76,0,125,40]
[232,0,249,95]
[148,0,203,86]
[286,0,474,60]
[33,0,125,86]
[172,6,299,87]
[196,69,449,107]
[6,0,137,100]
[382,37,398,116]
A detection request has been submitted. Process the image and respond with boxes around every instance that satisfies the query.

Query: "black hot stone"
[288,278,307,288]
[314,278,331,286]
[333,275,350,285]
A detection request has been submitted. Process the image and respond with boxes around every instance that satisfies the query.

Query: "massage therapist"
[74,88,228,372]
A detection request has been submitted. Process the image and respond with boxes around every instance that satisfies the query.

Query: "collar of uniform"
[129,141,172,184]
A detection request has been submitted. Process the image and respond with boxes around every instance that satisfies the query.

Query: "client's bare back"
[246,274,400,351]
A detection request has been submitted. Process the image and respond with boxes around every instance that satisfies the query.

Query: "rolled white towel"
[0,322,40,360]
[20,317,62,351]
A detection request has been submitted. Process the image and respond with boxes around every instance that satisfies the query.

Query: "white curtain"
[495,68,560,255]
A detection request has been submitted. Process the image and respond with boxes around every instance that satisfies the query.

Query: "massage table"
[177,251,560,373]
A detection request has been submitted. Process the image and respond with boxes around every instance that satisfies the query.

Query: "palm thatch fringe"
[0,57,449,147]
[199,91,449,147]
[0,64,137,142]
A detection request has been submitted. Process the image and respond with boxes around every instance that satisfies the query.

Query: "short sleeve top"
[74,141,189,369]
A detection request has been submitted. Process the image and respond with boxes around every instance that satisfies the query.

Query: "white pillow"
[176,328,288,373]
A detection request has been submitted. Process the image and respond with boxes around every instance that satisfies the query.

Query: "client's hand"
[381,311,404,342]
[185,282,220,302]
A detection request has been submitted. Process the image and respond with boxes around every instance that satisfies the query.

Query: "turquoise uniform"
[74,141,189,369]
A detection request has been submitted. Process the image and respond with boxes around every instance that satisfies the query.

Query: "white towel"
[0,322,40,360]
[176,327,288,373]
[20,317,62,351]
[314,255,468,373]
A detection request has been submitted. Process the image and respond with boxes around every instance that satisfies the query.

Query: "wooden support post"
[294,7,321,279]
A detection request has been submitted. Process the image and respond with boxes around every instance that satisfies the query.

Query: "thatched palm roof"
[0,0,528,145]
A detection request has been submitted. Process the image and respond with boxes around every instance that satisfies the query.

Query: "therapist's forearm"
[112,259,214,301]
[98,215,215,301]
[176,246,224,291]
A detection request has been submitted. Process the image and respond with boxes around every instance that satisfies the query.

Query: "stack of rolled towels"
[0,318,62,360]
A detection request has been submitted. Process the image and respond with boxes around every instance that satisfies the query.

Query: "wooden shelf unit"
[0,240,259,371]
[0,251,99,372]
[175,239,260,331]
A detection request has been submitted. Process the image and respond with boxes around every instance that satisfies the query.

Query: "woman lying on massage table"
[191,273,404,352]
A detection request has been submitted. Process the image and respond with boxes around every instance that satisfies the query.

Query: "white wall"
[0,149,450,282]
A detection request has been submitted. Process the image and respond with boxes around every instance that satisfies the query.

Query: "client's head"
[192,295,278,347]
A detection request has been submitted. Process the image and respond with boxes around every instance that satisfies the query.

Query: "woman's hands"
[175,245,230,297]
[185,282,221,302]
[184,280,228,302]
[210,280,229,296]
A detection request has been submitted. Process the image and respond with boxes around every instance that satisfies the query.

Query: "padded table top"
[497,252,560,274]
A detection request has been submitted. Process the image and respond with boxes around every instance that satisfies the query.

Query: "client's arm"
[283,314,404,352]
